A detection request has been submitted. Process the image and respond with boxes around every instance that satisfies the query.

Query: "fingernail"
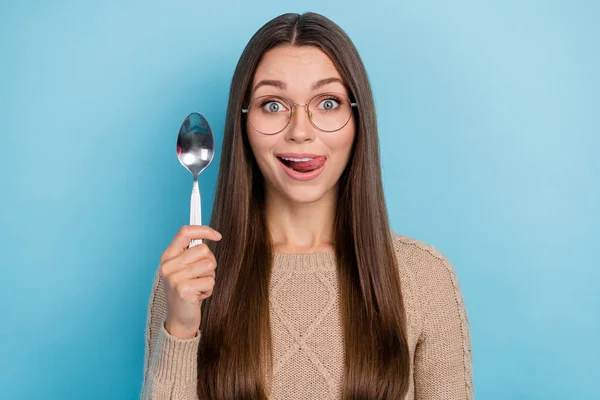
[215,231,223,239]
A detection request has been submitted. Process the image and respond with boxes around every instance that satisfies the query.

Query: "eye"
[317,97,341,111]
[260,100,288,113]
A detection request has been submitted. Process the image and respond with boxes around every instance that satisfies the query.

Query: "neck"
[265,185,337,254]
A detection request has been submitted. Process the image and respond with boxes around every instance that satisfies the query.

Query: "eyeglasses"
[242,92,358,135]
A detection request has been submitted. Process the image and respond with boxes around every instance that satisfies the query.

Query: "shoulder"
[390,231,451,267]
[390,231,463,290]
[389,231,468,315]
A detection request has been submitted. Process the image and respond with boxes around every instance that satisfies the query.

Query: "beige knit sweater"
[141,233,473,399]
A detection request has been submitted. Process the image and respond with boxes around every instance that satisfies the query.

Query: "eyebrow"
[252,77,345,93]
[311,77,344,91]
[253,79,286,92]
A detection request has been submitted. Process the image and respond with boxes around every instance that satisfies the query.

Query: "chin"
[282,186,328,204]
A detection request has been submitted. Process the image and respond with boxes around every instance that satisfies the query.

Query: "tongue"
[287,156,326,172]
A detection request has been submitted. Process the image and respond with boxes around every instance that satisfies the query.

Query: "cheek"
[323,122,355,159]
[246,124,276,167]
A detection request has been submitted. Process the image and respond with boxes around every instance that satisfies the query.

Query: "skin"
[247,45,356,253]
[161,226,221,339]
[161,45,356,339]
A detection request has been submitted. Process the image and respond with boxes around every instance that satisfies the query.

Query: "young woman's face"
[246,45,356,204]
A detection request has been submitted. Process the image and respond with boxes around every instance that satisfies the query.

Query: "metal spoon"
[176,112,215,247]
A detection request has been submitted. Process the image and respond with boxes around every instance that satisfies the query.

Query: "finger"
[170,258,216,283]
[161,225,222,263]
[176,276,216,301]
[181,243,217,265]
[161,243,215,276]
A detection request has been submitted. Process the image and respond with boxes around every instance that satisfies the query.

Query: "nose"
[285,104,315,143]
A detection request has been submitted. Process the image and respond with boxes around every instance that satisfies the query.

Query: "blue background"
[1,1,598,399]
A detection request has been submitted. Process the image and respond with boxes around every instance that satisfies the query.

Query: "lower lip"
[278,158,326,181]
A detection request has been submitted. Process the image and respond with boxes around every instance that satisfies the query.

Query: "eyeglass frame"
[241,92,358,135]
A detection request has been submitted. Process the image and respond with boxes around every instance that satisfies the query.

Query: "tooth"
[281,157,314,162]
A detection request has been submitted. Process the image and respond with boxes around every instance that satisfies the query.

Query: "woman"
[142,12,473,400]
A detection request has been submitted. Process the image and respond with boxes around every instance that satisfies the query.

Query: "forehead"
[252,45,345,94]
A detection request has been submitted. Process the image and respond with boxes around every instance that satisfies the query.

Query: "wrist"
[164,320,199,340]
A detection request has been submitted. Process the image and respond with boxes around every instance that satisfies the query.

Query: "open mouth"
[276,155,327,181]
[277,156,325,172]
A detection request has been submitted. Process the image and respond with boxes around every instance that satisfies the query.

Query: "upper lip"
[275,153,326,159]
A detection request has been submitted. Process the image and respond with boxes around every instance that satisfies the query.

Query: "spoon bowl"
[177,112,215,178]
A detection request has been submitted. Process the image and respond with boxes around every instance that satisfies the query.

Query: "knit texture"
[141,233,473,399]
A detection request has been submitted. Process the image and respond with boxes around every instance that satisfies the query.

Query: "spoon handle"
[189,178,202,247]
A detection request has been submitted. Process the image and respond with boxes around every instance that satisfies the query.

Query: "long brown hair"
[199,12,410,399]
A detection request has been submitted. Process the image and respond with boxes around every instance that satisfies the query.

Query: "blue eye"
[317,98,340,111]
[261,101,287,113]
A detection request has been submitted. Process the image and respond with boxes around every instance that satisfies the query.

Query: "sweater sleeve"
[413,247,474,399]
[141,268,201,400]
